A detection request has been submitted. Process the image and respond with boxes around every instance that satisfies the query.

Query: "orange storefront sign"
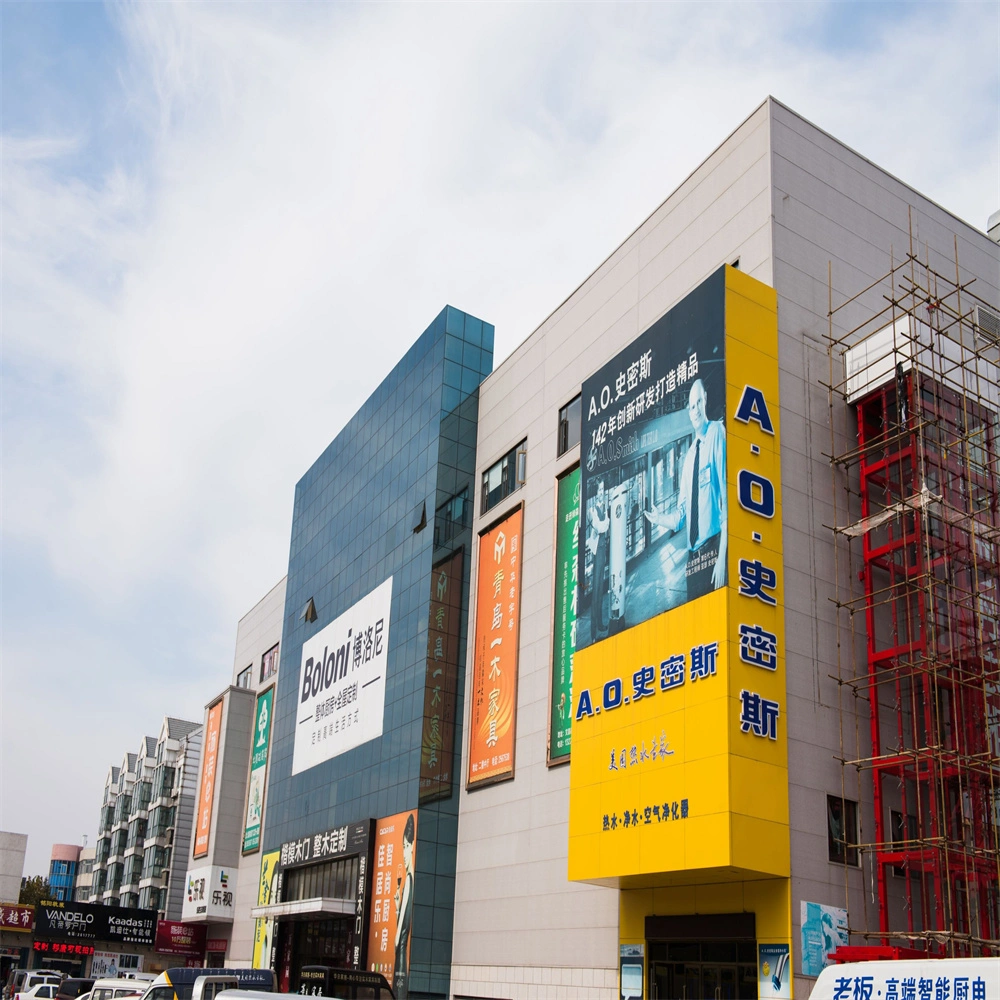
[194,699,223,857]
[366,810,417,996]
[467,505,523,787]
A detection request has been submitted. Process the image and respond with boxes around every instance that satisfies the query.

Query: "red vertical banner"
[420,550,463,803]
[366,811,417,998]
[467,505,523,787]
[194,699,223,857]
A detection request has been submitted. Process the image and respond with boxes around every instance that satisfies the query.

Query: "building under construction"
[827,232,1000,957]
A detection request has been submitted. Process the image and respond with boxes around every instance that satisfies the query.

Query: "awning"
[249,897,354,920]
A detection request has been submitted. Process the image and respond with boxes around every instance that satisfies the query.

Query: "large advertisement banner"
[292,577,393,776]
[467,506,523,787]
[252,850,280,970]
[568,267,789,893]
[34,899,156,946]
[420,551,463,803]
[90,952,143,976]
[578,276,726,651]
[550,467,580,763]
[800,901,848,976]
[366,811,417,999]
[243,685,274,853]
[194,699,223,858]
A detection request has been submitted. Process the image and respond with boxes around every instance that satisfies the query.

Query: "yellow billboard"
[252,849,280,969]
[568,265,787,885]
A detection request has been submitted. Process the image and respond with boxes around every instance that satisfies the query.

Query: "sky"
[2,1,997,878]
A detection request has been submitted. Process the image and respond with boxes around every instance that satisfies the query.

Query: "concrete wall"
[451,101,775,1000]
[767,97,999,1000]
[0,832,28,903]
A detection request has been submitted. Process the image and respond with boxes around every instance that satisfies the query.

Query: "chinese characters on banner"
[194,699,223,857]
[292,577,393,776]
[366,811,417,999]
[420,551,463,802]
[0,904,33,931]
[243,685,274,853]
[468,506,523,787]
[578,282,726,652]
[550,467,579,762]
[154,920,207,958]
[252,850,280,970]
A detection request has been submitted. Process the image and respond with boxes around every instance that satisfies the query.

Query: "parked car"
[15,984,61,1000]
[88,980,146,1000]
[138,970,273,1000]
[11,975,61,1000]
[2,969,29,1000]
[55,980,94,1000]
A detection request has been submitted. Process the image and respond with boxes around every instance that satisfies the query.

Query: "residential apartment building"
[91,717,202,922]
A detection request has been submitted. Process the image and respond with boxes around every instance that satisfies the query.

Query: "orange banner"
[468,506,522,787]
[194,700,223,857]
[420,550,463,803]
[366,810,417,998]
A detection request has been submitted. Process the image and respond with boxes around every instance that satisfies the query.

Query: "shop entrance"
[648,941,756,999]
[645,913,757,1000]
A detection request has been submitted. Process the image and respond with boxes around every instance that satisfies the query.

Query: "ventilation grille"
[974,304,1000,346]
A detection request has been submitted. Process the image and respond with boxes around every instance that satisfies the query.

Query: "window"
[827,795,859,865]
[481,440,527,514]
[434,487,469,549]
[236,665,252,688]
[558,395,581,456]
[260,643,279,682]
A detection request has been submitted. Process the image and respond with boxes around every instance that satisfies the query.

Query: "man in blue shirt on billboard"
[645,378,727,601]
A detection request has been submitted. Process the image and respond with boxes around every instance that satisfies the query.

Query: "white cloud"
[2,0,997,869]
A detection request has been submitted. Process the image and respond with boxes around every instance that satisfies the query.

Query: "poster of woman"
[366,810,418,998]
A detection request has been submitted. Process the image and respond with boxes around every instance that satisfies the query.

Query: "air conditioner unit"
[974,303,1000,349]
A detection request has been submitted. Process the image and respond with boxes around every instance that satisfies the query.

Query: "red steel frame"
[855,368,999,954]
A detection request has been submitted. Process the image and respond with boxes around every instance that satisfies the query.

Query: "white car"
[15,985,61,1000]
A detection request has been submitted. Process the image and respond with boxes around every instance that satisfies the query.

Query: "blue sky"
[2,1,998,876]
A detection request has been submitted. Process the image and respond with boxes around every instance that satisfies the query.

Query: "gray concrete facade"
[451,97,998,1000]
[0,831,28,904]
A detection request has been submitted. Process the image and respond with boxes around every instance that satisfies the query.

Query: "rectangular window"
[260,643,279,682]
[827,795,859,865]
[236,665,252,688]
[481,439,527,514]
[558,395,581,456]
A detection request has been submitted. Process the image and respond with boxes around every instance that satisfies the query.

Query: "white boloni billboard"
[292,577,393,775]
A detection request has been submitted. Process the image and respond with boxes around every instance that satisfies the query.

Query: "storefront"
[32,899,157,979]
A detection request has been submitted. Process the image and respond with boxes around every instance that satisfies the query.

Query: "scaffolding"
[825,225,1000,957]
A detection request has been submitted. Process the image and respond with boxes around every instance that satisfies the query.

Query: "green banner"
[550,466,580,761]
[242,686,274,853]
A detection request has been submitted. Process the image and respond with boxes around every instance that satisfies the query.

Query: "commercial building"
[180,578,285,967]
[256,306,493,998]
[449,96,998,1000]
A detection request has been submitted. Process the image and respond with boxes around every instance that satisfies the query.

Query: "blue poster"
[758,943,791,999]
[800,900,849,976]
